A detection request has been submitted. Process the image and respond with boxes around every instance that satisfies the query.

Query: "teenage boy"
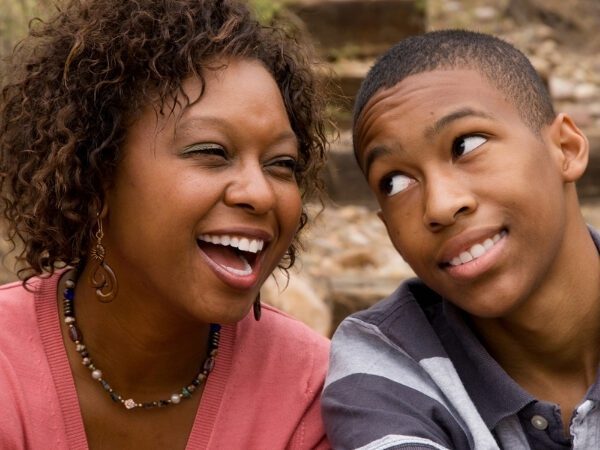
[322,30,599,450]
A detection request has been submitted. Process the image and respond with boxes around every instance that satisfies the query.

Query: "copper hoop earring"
[90,217,118,302]
[253,292,261,321]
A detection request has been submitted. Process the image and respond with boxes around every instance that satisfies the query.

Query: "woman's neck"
[60,267,211,395]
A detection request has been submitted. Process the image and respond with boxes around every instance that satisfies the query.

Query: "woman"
[0,0,330,448]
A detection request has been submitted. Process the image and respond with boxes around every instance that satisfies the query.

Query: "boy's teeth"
[459,251,473,263]
[198,234,265,254]
[470,244,485,258]
[448,231,505,267]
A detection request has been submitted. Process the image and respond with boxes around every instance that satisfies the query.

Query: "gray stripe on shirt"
[326,317,448,407]
[322,373,471,449]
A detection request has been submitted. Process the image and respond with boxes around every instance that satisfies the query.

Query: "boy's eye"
[379,173,413,197]
[452,135,487,158]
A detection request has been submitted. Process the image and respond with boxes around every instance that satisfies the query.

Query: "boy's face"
[355,69,574,318]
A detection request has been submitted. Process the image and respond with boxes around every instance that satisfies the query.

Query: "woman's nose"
[223,163,277,214]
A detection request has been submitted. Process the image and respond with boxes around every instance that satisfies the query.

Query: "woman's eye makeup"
[181,142,227,157]
[451,134,487,158]
[379,173,413,197]
[266,157,299,178]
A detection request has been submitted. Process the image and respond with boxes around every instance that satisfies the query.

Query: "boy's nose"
[223,164,277,214]
[422,172,477,231]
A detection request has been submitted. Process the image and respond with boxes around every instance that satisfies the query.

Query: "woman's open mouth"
[196,233,266,289]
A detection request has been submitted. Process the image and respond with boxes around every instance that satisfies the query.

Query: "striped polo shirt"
[322,229,600,450]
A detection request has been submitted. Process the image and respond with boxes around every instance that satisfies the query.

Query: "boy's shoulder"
[341,278,447,362]
[323,278,496,449]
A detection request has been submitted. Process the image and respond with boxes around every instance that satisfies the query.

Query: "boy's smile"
[355,69,581,319]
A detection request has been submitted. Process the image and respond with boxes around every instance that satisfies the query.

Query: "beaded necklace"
[62,275,220,410]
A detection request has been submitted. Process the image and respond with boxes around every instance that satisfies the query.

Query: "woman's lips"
[196,233,267,290]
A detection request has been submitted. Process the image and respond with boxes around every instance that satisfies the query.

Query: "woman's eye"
[267,157,298,178]
[182,143,227,158]
[273,158,297,171]
[452,135,487,158]
[379,173,413,197]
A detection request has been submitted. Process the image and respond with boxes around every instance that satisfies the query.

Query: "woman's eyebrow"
[174,116,298,146]
[175,116,226,135]
[424,107,495,139]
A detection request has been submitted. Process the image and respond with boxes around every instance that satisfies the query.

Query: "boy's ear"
[547,113,589,183]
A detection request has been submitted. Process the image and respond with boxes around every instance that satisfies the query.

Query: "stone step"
[323,129,600,208]
[287,0,425,60]
[326,274,403,332]
[323,132,376,208]
[327,59,373,127]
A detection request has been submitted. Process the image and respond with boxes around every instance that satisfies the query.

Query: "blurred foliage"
[0,0,53,58]
[249,0,305,36]
[249,0,287,24]
[0,0,295,56]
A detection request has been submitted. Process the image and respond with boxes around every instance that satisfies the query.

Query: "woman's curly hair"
[0,0,328,280]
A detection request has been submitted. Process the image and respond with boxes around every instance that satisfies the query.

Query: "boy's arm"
[322,374,457,449]
[321,318,469,450]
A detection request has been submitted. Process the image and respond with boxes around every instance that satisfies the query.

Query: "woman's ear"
[99,201,109,220]
[94,190,110,221]
[547,112,589,183]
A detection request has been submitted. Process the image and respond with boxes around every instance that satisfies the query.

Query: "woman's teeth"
[198,234,264,253]
[225,255,252,276]
[449,231,506,266]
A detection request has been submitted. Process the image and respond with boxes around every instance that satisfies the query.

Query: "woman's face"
[101,58,303,324]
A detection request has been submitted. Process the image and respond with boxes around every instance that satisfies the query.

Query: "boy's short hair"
[353,29,556,142]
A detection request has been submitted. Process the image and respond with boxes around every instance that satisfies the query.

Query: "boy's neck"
[471,218,600,379]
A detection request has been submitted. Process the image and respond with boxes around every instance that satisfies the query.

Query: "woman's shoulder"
[251,303,329,352]
[232,304,330,381]
[0,275,55,351]
[0,279,38,327]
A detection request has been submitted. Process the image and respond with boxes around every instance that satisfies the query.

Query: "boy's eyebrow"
[425,107,494,139]
[363,145,393,176]
[361,108,494,176]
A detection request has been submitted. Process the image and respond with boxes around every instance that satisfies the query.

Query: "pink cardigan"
[0,274,330,449]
